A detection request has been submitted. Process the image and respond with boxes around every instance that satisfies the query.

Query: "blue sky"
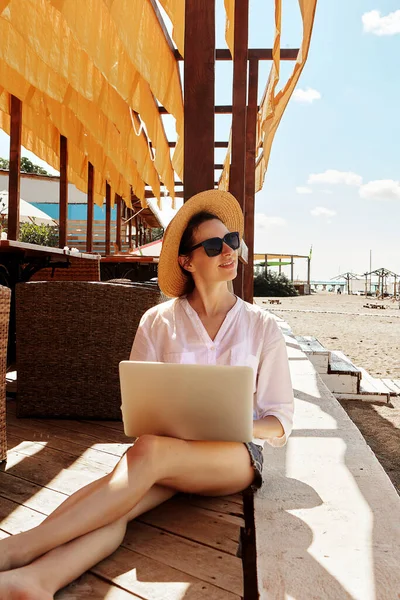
[1,1,399,281]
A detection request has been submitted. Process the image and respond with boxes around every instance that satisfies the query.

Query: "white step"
[335,391,390,403]
[295,336,329,374]
[329,351,361,376]
[381,378,400,396]
[359,368,392,398]
[320,372,359,394]
[335,368,391,403]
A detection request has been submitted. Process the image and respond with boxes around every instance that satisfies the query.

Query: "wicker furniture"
[0,285,11,461]
[16,281,165,419]
[29,255,101,282]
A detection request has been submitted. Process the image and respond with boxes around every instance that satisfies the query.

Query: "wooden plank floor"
[1,400,245,599]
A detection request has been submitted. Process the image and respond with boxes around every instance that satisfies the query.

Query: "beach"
[255,292,400,495]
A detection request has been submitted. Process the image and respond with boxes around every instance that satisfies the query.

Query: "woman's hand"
[253,415,285,440]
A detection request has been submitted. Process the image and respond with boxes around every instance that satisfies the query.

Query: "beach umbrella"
[0,190,56,226]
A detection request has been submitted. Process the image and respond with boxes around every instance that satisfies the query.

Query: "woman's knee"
[126,434,162,466]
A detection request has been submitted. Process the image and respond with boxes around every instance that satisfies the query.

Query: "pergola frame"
[254,253,311,287]
[6,1,300,303]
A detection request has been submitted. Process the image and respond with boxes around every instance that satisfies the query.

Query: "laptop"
[119,361,254,442]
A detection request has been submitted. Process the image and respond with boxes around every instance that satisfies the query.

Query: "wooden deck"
[1,400,247,599]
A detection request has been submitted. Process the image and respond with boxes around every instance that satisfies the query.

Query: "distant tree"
[20,157,49,175]
[254,270,299,297]
[0,156,49,175]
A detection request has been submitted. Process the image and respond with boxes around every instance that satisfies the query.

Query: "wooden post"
[243,59,259,304]
[139,218,143,247]
[278,260,282,276]
[105,182,111,255]
[264,254,268,278]
[184,0,215,201]
[128,209,133,250]
[8,95,22,241]
[307,257,311,288]
[115,193,122,253]
[291,256,294,282]
[230,0,249,299]
[135,216,139,247]
[59,135,68,248]
[86,161,94,252]
[365,274,368,298]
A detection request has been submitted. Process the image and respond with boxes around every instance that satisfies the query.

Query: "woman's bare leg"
[0,436,253,573]
[0,484,176,599]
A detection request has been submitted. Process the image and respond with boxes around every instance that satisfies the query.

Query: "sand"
[255,292,400,495]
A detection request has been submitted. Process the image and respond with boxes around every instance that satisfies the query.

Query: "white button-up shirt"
[130,296,294,448]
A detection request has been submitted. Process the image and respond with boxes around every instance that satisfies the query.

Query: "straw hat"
[158,189,244,298]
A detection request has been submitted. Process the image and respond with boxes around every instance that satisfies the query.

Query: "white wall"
[0,170,88,204]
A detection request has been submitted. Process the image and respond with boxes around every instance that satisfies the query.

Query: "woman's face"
[179,218,238,286]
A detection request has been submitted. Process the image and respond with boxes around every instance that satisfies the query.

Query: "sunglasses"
[185,231,240,257]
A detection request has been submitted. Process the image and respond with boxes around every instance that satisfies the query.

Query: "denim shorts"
[244,441,264,489]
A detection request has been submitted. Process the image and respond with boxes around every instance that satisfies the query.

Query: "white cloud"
[310,206,337,217]
[255,214,287,229]
[322,189,334,195]
[359,179,400,200]
[362,10,400,36]
[296,186,313,194]
[293,88,321,103]
[308,169,363,186]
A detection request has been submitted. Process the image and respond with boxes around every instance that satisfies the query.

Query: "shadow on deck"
[1,400,247,599]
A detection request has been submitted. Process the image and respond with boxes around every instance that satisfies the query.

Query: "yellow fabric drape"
[0,0,187,208]
[157,0,185,57]
[0,0,170,205]
[47,0,179,196]
[219,0,317,194]
[255,0,318,191]
[224,0,234,55]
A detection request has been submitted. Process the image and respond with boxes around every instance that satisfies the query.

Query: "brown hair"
[178,211,221,293]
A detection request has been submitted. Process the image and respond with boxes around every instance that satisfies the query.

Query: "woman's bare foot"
[0,570,53,600]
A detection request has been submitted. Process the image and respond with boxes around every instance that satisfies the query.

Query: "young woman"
[0,189,294,599]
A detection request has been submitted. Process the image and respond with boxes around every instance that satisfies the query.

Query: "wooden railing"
[67,220,129,255]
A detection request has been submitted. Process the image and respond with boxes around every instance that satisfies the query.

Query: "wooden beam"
[161,105,252,115]
[243,59,259,304]
[184,0,215,201]
[105,182,111,255]
[168,141,229,148]
[8,95,22,241]
[230,0,249,299]
[59,135,68,248]
[86,161,94,252]
[174,48,299,61]
[115,193,122,252]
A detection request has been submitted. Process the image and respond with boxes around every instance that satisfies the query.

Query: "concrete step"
[295,335,330,374]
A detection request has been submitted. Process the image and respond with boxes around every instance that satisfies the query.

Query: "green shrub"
[254,270,299,297]
[19,221,59,247]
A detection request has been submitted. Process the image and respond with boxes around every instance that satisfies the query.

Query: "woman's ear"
[178,255,193,272]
